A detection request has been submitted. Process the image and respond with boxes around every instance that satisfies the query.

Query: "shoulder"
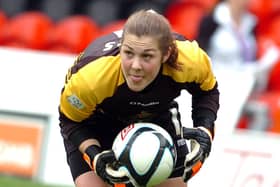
[82,30,123,61]
[68,30,123,76]
[176,40,207,60]
[163,40,216,87]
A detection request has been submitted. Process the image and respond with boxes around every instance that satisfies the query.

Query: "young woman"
[59,10,219,187]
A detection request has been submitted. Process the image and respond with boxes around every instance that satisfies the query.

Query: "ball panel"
[147,148,175,186]
[130,132,160,175]
[112,122,177,187]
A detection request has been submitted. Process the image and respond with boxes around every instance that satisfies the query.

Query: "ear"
[162,47,171,63]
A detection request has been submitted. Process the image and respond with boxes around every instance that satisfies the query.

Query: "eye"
[142,54,153,61]
[124,50,134,58]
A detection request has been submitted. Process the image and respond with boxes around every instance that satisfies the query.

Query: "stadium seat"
[0,11,7,44]
[255,34,277,59]
[165,2,205,39]
[0,11,53,50]
[248,0,280,22]
[100,20,125,36]
[47,15,100,54]
[178,0,218,12]
[267,15,280,47]
[0,11,7,25]
[267,59,280,91]
[0,11,7,28]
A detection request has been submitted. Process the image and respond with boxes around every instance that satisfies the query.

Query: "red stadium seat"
[267,15,280,47]
[100,20,125,36]
[165,2,205,40]
[178,0,218,12]
[0,11,53,50]
[255,34,277,59]
[47,15,100,54]
[0,11,7,27]
[248,0,280,22]
[267,59,280,91]
[0,11,7,43]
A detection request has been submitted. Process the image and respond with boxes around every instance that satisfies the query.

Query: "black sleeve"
[187,82,220,137]
[59,110,99,147]
[196,14,219,52]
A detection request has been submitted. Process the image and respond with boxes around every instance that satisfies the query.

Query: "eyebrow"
[123,44,157,52]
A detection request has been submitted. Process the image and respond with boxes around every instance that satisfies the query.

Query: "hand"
[181,127,212,182]
[83,145,130,185]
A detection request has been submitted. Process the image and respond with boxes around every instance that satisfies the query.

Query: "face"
[120,34,170,92]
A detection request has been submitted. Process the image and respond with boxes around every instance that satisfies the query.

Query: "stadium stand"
[79,0,120,26]
[165,1,206,40]
[37,0,75,22]
[0,0,28,17]
[46,15,99,54]
[0,11,53,50]
[99,19,125,36]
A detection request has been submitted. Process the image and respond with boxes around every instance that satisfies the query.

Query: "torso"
[60,30,217,122]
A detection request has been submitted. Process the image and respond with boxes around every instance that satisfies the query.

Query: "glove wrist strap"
[85,144,102,159]
[83,145,102,169]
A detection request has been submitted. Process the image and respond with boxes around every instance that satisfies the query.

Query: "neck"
[228,2,245,27]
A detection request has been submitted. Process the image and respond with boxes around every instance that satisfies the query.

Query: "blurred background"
[0,0,280,186]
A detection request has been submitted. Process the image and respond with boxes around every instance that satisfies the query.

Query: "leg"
[75,171,110,187]
[62,112,129,187]
[67,148,110,187]
[157,177,187,187]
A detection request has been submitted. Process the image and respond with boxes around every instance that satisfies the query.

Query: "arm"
[191,82,220,138]
[181,43,220,182]
[59,111,129,185]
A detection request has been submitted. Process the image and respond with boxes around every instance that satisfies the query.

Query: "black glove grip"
[182,127,211,156]
[84,145,102,168]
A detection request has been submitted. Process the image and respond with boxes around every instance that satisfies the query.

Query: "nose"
[131,57,142,70]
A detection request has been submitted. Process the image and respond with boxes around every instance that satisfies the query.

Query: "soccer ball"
[112,122,177,187]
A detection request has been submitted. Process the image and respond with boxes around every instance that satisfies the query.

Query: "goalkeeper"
[58,9,219,187]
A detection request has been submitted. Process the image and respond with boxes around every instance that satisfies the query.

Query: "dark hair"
[122,10,181,70]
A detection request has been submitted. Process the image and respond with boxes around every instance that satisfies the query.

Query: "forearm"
[192,108,216,137]
[191,84,219,137]
[79,139,101,153]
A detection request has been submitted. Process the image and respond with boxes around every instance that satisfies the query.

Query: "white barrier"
[0,47,74,185]
[190,130,280,187]
[1,47,279,187]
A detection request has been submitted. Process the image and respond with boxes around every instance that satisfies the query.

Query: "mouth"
[129,74,143,82]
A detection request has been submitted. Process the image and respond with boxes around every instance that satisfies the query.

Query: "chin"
[127,83,145,92]
[128,86,144,92]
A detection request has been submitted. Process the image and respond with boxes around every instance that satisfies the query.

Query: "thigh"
[75,171,110,187]
[64,117,126,182]
[67,149,113,187]
[157,177,187,187]
[67,148,92,181]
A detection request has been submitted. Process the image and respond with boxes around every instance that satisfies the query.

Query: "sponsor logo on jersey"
[67,94,85,109]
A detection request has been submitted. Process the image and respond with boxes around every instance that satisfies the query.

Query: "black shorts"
[66,138,188,180]
[63,101,189,180]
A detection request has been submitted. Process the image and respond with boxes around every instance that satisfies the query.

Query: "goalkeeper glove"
[83,145,130,185]
[182,126,212,182]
